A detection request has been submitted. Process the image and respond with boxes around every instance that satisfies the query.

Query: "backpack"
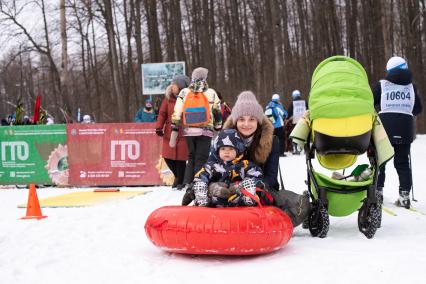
[265,105,277,124]
[182,91,211,126]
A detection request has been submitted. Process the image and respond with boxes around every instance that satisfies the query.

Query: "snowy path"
[1,137,426,284]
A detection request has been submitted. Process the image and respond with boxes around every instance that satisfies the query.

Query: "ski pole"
[409,149,417,202]
[278,160,285,191]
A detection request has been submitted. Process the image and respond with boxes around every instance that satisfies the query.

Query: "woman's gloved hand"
[155,128,164,137]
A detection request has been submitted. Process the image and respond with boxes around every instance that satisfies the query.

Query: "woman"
[227,91,280,189]
[183,91,310,227]
[155,75,190,190]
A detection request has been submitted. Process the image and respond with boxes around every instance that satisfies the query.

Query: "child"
[192,129,263,207]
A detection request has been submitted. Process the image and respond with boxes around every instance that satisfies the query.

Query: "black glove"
[182,185,195,206]
[155,128,164,137]
[256,180,267,190]
[171,124,179,132]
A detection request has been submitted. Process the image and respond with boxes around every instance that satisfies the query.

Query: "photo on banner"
[141,61,185,95]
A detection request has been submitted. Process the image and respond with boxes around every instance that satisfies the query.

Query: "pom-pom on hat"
[231,91,264,124]
[272,94,280,101]
[172,75,190,90]
[386,56,408,72]
[292,90,301,99]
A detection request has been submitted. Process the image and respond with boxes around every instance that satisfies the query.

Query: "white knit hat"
[292,90,301,98]
[386,56,408,72]
[231,91,264,124]
[272,94,280,101]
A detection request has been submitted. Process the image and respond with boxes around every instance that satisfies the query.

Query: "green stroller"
[291,56,394,239]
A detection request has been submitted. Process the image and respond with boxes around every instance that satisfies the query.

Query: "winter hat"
[292,90,301,99]
[82,114,91,123]
[46,117,54,125]
[172,75,190,90]
[386,56,408,72]
[272,94,280,101]
[145,99,153,108]
[191,67,208,81]
[190,67,209,92]
[214,129,245,156]
[231,91,264,124]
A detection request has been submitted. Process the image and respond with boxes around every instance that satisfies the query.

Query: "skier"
[286,90,307,154]
[265,94,288,156]
[373,56,423,209]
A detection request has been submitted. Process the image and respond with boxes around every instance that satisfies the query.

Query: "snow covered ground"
[1,136,426,284]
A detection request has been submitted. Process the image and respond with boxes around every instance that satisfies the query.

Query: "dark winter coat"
[194,155,263,186]
[156,87,188,161]
[223,116,280,190]
[373,68,423,144]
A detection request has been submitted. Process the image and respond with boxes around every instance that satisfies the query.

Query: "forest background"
[0,0,424,132]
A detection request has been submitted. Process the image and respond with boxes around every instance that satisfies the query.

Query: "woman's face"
[236,115,258,138]
[171,84,180,95]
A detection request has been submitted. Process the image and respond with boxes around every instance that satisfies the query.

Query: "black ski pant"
[183,135,212,185]
[378,143,412,192]
[164,158,186,187]
[273,126,285,156]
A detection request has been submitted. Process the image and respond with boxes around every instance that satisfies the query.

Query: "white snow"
[1,136,426,284]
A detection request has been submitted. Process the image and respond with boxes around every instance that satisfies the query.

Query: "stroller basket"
[311,171,372,217]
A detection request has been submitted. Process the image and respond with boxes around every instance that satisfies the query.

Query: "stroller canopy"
[309,56,374,121]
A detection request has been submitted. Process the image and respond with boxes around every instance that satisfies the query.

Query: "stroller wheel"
[358,201,381,239]
[308,202,329,238]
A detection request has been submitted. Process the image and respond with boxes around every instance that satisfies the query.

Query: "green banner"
[0,125,67,185]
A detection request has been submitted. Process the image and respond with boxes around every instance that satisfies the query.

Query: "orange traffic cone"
[21,184,47,220]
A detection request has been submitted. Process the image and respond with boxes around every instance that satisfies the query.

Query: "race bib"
[292,100,306,124]
[380,80,415,115]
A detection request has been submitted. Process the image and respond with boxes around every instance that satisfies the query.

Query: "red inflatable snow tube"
[145,206,294,255]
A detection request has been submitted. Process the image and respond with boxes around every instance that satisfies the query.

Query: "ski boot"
[395,190,410,209]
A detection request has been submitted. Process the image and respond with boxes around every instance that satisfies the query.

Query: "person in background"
[81,114,93,124]
[373,56,423,209]
[155,75,190,190]
[2,115,14,126]
[1,116,10,126]
[265,94,288,157]
[134,99,157,122]
[285,90,307,154]
[22,115,31,125]
[46,117,55,125]
[216,91,232,124]
[170,67,222,190]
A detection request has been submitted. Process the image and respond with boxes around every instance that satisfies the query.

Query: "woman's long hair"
[247,122,264,165]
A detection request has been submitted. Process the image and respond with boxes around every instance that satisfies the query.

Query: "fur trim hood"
[223,116,274,164]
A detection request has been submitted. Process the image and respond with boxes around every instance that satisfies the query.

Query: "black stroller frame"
[304,132,382,239]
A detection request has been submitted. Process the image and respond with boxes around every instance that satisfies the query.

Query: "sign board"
[67,123,164,186]
[0,125,68,185]
[142,61,185,95]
